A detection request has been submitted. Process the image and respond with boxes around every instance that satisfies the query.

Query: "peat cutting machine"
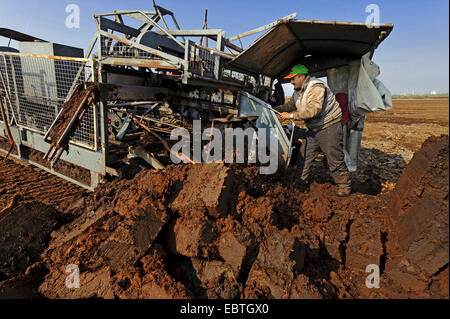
[0,4,393,190]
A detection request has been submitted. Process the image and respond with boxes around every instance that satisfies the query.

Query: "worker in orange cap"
[274,64,351,197]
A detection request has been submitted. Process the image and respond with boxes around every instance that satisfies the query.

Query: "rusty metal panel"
[228,20,393,78]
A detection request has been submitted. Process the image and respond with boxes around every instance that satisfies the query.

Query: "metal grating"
[0,52,97,150]
[100,35,154,59]
[189,45,215,76]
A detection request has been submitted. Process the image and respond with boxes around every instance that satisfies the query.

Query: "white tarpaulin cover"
[327,53,392,171]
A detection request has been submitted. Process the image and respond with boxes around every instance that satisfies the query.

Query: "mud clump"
[244,226,306,298]
[169,163,235,218]
[0,199,59,298]
[1,136,448,299]
[166,216,219,258]
[0,199,58,278]
[32,162,383,299]
[384,135,449,298]
[346,216,383,271]
[38,169,173,298]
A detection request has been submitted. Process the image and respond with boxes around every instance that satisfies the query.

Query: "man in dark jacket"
[274,64,351,197]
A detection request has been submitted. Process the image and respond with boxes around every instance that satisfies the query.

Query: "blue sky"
[0,0,448,94]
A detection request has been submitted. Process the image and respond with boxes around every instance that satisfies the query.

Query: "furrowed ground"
[0,98,448,299]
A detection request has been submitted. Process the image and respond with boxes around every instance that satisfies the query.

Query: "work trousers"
[297,122,350,189]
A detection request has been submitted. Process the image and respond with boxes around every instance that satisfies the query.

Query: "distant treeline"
[393,93,449,98]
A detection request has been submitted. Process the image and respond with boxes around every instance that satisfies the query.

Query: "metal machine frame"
[1,5,294,190]
[0,4,392,190]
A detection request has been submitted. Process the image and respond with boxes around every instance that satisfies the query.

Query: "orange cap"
[283,73,298,80]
